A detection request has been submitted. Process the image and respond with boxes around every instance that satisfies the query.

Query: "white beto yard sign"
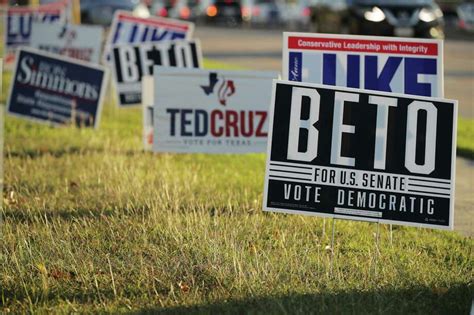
[103,11,194,63]
[111,40,202,106]
[263,80,457,230]
[30,22,104,64]
[153,67,277,153]
[283,33,444,97]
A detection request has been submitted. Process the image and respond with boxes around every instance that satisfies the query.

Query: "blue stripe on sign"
[323,53,336,85]
[288,52,302,81]
[347,55,360,88]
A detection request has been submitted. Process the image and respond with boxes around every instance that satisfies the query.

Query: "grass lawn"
[1,60,473,313]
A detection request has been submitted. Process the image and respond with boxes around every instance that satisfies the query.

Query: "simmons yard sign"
[153,67,277,153]
[263,80,457,229]
[7,48,108,128]
[103,11,194,63]
[30,22,104,64]
[111,40,202,106]
[283,33,443,97]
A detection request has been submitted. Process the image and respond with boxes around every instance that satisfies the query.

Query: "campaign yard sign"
[263,80,457,230]
[153,67,278,154]
[283,33,444,97]
[7,48,108,128]
[103,11,194,64]
[30,22,103,64]
[142,75,154,151]
[4,3,66,65]
[111,40,202,106]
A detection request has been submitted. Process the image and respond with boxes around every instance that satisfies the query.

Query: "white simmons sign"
[264,80,457,230]
[111,40,202,106]
[153,67,278,153]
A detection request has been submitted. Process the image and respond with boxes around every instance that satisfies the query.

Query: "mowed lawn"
[1,61,473,314]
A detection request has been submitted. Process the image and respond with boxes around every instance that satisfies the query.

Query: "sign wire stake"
[329,218,336,278]
[373,222,381,278]
[389,224,393,246]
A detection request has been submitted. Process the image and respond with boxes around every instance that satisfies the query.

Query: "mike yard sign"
[153,67,278,154]
[7,48,109,128]
[283,33,443,97]
[103,11,194,64]
[111,40,203,106]
[263,80,457,230]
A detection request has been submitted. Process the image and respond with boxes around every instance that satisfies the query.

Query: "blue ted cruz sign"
[7,48,109,128]
[283,33,444,97]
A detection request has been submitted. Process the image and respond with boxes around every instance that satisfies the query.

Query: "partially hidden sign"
[263,80,457,229]
[7,48,109,128]
[103,11,194,63]
[4,3,66,65]
[111,40,202,106]
[283,33,444,97]
[153,67,278,153]
[142,75,154,151]
[30,22,104,64]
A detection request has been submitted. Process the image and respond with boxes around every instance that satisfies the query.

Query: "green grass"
[457,118,474,159]
[1,60,473,314]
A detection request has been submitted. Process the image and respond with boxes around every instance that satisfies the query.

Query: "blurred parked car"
[241,0,285,26]
[310,0,445,38]
[164,0,202,20]
[284,0,312,30]
[151,0,177,18]
[457,1,474,32]
[80,0,150,26]
[198,0,243,25]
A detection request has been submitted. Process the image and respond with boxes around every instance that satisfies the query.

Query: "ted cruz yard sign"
[283,33,443,97]
[7,48,108,128]
[263,80,457,230]
[103,11,194,64]
[111,40,202,106]
[153,67,277,153]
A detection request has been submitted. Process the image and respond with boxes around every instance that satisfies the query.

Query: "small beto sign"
[30,22,104,64]
[7,48,108,128]
[4,3,66,65]
[111,40,202,106]
[263,80,457,229]
[283,33,444,97]
[153,67,277,153]
[103,11,194,63]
